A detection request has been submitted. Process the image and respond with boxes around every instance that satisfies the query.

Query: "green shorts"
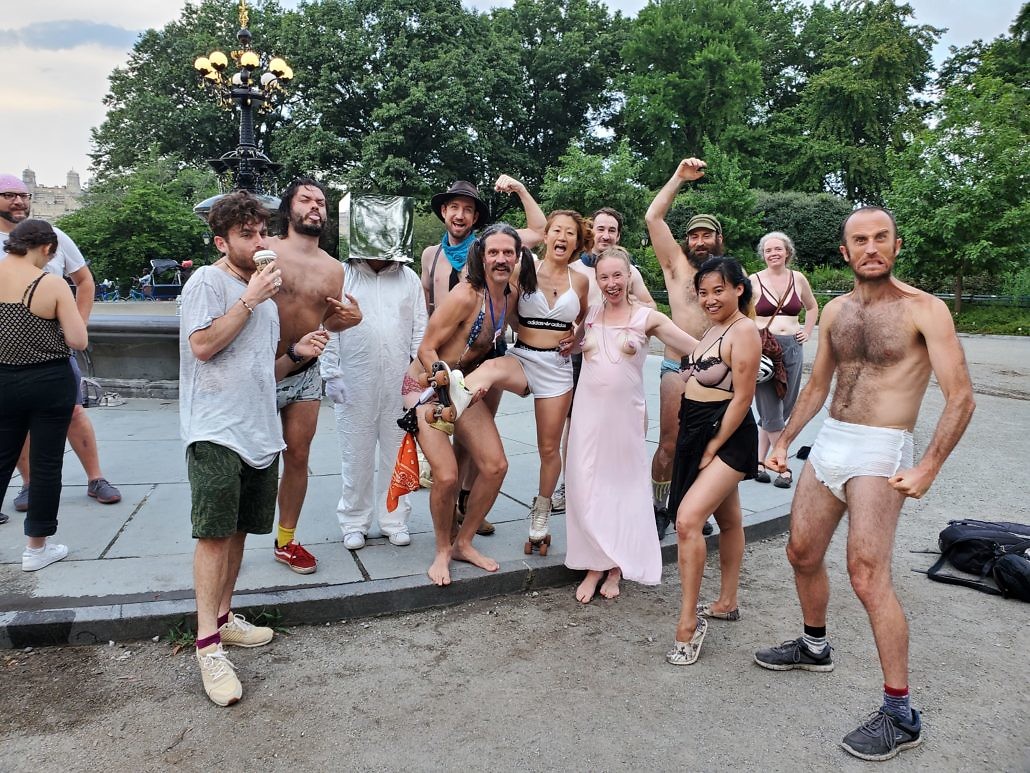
[187,441,279,539]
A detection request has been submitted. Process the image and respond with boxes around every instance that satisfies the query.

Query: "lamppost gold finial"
[239,0,249,30]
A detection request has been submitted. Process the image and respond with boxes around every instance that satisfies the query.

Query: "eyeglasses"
[0,192,32,201]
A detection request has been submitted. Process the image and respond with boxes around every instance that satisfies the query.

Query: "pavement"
[0,346,829,649]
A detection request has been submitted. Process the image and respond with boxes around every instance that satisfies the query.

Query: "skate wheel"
[431,362,450,387]
[524,541,533,555]
[539,542,548,557]
[440,405,457,422]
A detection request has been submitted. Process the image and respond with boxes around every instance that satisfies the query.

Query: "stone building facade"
[20,167,82,222]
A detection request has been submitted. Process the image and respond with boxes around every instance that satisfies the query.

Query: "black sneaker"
[655,506,671,540]
[840,708,922,761]
[754,637,834,672]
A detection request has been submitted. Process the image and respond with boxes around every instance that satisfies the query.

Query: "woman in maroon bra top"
[748,231,819,488]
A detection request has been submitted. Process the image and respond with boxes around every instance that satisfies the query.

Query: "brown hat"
[431,180,490,226]
[685,214,722,235]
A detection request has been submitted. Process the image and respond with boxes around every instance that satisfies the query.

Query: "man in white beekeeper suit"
[320,223,427,550]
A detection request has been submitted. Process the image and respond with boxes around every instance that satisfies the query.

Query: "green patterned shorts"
[187,441,279,538]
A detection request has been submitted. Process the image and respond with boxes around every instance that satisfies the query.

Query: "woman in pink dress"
[564,247,699,603]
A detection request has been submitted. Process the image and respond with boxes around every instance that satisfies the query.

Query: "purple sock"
[195,631,221,650]
[217,611,230,628]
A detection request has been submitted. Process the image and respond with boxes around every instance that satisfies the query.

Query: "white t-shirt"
[178,265,285,469]
[0,222,87,277]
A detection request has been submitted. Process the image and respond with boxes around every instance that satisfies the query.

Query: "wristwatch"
[286,343,304,363]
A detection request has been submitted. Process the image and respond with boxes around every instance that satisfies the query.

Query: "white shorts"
[808,417,914,502]
[509,344,573,399]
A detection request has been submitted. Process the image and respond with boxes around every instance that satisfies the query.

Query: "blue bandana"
[580,252,597,268]
[441,231,476,272]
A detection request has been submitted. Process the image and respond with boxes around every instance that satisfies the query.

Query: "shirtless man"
[267,177,362,574]
[754,207,975,761]
[421,176,546,534]
[645,158,720,537]
[402,223,522,586]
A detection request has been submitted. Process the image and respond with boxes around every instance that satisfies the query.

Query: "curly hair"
[757,231,796,264]
[208,191,270,239]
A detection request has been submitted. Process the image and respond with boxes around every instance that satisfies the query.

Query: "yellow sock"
[277,526,296,548]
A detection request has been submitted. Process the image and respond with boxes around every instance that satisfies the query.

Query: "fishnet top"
[0,273,70,365]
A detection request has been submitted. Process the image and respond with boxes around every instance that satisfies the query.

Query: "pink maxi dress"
[564,303,662,585]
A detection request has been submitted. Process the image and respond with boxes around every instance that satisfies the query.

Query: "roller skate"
[523,495,552,556]
[422,361,472,434]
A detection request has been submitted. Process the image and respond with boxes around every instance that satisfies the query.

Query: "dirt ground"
[2,364,1028,772]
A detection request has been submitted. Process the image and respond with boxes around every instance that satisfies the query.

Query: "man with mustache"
[645,158,722,537]
[422,176,546,535]
[265,177,362,574]
[401,223,523,587]
[0,172,122,514]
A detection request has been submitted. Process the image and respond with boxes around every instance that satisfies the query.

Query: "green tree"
[57,158,218,284]
[661,141,762,263]
[90,1,289,181]
[616,0,767,187]
[777,0,939,202]
[539,139,649,247]
[886,70,1030,312]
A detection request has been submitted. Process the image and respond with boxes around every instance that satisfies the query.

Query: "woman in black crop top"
[0,219,88,571]
[666,257,760,667]
[748,231,819,488]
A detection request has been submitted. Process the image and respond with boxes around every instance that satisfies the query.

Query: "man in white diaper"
[754,206,975,761]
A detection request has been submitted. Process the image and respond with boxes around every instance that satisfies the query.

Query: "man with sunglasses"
[0,173,122,513]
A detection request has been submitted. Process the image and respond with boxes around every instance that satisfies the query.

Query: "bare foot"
[451,542,499,572]
[428,552,451,586]
[575,570,604,604]
[600,568,622,599]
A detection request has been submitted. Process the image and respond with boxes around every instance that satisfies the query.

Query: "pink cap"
[0,174,28,194]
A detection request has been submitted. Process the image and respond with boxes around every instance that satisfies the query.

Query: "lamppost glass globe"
[240,50,260,69]
[260,72,276,87]
[280,65,294,81]
[194,56,212,74]
[268,57,287,76]
[208,51,229,70]
[231,72,244,86]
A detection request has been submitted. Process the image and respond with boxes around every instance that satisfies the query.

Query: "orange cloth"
[386,432,420,512]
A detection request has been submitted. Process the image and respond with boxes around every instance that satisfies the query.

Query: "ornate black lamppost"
[192,0,292,217]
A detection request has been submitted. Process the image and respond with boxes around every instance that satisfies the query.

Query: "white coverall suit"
[320,260,427,538]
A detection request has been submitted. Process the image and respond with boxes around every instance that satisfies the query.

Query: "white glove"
[325,377,348,405]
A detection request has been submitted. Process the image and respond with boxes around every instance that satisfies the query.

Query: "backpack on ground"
[926,519,1030,602]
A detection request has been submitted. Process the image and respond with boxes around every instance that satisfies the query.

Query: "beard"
[0,208,28,225]
[291,212,324,237]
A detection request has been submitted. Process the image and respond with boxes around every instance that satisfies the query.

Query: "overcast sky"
[1,0,1022,186]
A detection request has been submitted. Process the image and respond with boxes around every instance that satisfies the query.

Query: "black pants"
[0,359,76,538]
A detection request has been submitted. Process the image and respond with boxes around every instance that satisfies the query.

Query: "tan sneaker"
[196,645,242,706]
[219,613,273,648]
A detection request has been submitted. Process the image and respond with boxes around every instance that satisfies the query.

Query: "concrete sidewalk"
[0,353,823,648]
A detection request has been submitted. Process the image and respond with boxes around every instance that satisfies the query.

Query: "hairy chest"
[829,299,914,366]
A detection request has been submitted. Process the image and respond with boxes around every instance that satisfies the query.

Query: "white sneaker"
[343,532,366,550]
[551,483,566,512]
[22,542,69,572]
[448,369,473,418]
[196,645,242,706]
[388,529,411,547]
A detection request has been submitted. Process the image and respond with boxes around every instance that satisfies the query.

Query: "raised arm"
[645,158,706,278]
[888,297,975,498]
[495,174,546,248]
[189,264,281,362]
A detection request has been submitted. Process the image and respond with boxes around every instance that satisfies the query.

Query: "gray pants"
[754,334,803,432]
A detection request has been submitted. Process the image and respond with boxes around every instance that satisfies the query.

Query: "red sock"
[217,611,230,627]
[195,632,221,650]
